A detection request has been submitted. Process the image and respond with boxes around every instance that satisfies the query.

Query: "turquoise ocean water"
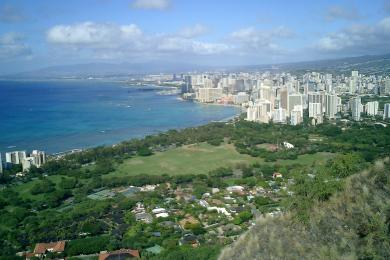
[0,80,240,154]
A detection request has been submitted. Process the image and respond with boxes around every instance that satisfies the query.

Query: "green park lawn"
[109,143,335,177]
[13,175,70,201]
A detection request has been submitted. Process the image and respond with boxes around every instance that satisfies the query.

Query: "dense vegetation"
[0,118,389,259]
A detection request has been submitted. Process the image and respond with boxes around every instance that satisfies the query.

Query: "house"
[282,141,294,149]
[226,186,245,195]
[152,208,167,214]
[179,234,199,247]
[273,172,283,179]
[155,212,169,218]
[98,249,140,260]
[132,202,145,214]
[140,184,158,192]
[199,199,209,208]
[32,241,66,257]
[211,188,220,194]
[151,231,161,237]
[145,244,163,255]
[135,212,153,223]
[226,186,244,193]
[207,206,231,217]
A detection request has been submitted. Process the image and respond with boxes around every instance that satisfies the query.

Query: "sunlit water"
[0,80,240,154]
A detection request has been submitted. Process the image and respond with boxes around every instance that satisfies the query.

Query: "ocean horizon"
[0,79,241,154]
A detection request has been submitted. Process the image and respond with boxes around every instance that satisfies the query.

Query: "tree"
[329,153,364,178]
[137,146,153,156]
[233,211,253,225]
[59,177,77,189]
[30,179,55,195]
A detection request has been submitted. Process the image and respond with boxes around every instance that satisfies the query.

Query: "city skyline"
[1,0,390,74]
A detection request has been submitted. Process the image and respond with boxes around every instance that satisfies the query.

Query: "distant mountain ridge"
[242,53,390,75]
[3,53,390,79]
[2,62,210,79]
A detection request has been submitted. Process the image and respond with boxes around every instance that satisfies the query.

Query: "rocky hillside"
[220,159,390,259]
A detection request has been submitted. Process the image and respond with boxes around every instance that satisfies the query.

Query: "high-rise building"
[279,88,288,110]
[290,105,303,125]
[309,103,323,118]
[383,103,390,120]
[325,94,340,119]
[260,85,272,101]
[246,100,272,123]
[19,150,46,171]
[351,96,362,121]
[288,93,303,115]
[5,151,27,165]
[196,88,223,103]
[366,101,379,116]
[182,75,192,93]
[22,157,35,171]
[350,71,359,94]
[272,107,287,123]
[233,92,249,105]
[31,150,46,167]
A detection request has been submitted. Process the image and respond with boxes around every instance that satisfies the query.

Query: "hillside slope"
[219,159,390,260]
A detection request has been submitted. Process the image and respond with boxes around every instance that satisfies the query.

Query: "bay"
[0,80,240,154]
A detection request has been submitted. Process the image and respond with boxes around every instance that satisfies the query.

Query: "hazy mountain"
[237,53,390,75]
[2,61,211,79]
[3,53,390,79]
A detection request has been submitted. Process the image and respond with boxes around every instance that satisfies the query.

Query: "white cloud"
[178,24,208,38]
[316,17,390,54]
[131,0,170,10]
[229,26,293,53]
[46,22,229,60]
[0,32,31,59]
[47,22,142,46]
[325,5,362,21]
[157,36,229,54]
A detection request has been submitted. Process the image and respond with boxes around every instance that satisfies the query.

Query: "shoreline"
[0,79,242,156]
[1,100,241,158]
[48,115,241,158]
[46,99,242,157]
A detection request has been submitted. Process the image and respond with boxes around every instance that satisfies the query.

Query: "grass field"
[109,143,334,177]
[13,175,70,200]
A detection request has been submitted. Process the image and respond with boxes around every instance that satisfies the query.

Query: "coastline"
[46,99,243,157]
[0,80,241,155]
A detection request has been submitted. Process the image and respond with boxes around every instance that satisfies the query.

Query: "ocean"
[0,80,241,154]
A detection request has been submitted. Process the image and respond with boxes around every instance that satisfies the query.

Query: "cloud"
[0,4,25,23]
[156,36,229,54]
[0,32,32,59]
[229,26,294,54]
[47,22,143,46]
[178,24,208,38]
[131,0,170,10]
[46,22,229,60]
[316,17,390,54]
[325,5,362,21]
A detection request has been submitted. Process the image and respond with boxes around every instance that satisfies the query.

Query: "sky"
[1,0,390,74]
